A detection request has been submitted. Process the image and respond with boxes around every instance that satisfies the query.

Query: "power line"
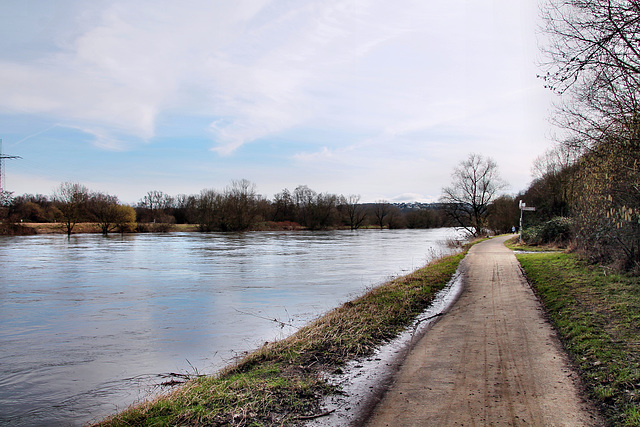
[0,139,22,193]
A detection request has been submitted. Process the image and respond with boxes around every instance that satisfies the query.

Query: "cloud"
[0,1,491,150]
[0,60,157,138]
[0,1,545,154]
[0,0,273,147]
[1,0,554,203]
[293,146,338,163]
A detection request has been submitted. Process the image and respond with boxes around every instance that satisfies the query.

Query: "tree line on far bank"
[0,179,458,236]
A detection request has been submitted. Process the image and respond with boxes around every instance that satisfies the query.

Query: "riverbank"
[2,221,332,235]
[4,221,435,236]
[514,241,640,425]
[2,222,199,235]
[94,246,470,426]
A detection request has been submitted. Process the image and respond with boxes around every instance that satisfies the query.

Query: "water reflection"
[0,229,462,426]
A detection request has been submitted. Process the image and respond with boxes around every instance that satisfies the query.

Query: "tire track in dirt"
[364,235,602,426]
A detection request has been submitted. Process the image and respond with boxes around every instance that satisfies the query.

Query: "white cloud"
[0,61,157,138]
[0,0,274,146]
[0,1,545,149]
[1,0,555,201]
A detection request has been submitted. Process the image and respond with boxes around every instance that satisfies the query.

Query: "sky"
[0,0,557,204]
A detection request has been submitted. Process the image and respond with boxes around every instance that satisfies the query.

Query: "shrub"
[0,221,37,236]
[523,216,573,246]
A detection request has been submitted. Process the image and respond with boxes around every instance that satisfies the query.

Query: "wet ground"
[307,268,465,426]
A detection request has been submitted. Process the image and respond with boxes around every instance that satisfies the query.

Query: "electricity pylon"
[0,139,21,193]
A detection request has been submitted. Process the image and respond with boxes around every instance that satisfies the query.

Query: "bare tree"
[272,188,297,223]
[341,194,367,230]
[307,192,338,230]
[196,189,223,232]
[293,185,316,227]
[221,179,260,231]
[540,1,640,269]
[173,194,198,224]
[54,182,89,236]
[194,180,262,232]
[540,0,640,148]
[528,144,581,219]
[89,192,120,235]
[138,190,174,223]
[441,154,507,237]
[386,205,405,229]
[532,143,581,180]
[372,200,391,229]
[405,208,437,229]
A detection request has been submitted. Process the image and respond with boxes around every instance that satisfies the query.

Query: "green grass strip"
[516,250,640,426]
[97,249,468,426]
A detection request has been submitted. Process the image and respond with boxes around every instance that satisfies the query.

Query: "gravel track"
[364,235,602,426]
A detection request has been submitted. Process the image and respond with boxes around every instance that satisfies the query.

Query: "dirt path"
[364,235,602,426]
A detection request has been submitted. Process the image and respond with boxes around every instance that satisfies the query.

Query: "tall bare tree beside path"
[441,153,507,236]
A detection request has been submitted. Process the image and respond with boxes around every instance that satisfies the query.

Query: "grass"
[95,248,468,426]
[101,364,331,426]
[515,247,640,426]
[504,236,565,252]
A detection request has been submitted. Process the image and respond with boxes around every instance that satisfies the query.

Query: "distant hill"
[360,202,444,212]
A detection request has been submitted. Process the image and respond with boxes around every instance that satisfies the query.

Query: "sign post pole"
[518,200,536,244]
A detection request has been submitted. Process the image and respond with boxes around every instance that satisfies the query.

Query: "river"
[0,228,462,426]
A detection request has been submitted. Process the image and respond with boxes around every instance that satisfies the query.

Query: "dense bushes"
[520,137,640,269]
[0,222,37,236]
[522,217,573,246]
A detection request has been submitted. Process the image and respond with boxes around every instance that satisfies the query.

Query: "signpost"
[519,200,536,243]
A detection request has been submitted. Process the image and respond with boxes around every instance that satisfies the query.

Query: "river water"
[0,228,462,426]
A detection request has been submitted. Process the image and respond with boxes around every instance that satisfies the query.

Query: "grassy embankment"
[96,247,469,426]
[512,242,640,426]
